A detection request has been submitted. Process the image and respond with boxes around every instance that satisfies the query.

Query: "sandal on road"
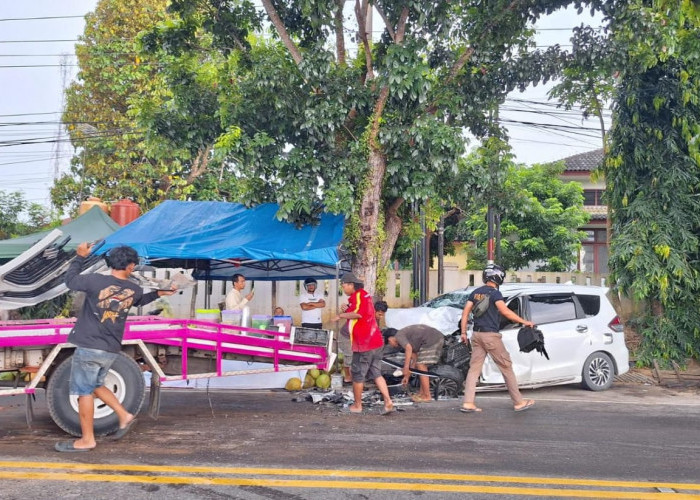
[514,399,535,412]
[410,394,433,403]
[459,404,482,413]
[111,417,138,440]
[55,441,93,453]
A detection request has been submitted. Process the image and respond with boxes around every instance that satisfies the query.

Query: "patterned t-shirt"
[65,257,159,353]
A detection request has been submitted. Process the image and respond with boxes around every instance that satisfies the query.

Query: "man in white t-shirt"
[299,278,325,329]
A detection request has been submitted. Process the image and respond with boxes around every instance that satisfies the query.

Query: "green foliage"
[458,153,589,271]
[601,2,700,363]
[136,0,577,293]
[52,0,237,215]
[0,190,56,239]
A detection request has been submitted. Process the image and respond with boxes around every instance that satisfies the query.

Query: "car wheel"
[581,351,615,391]
[430,365,465,399]
[46,352,146,437]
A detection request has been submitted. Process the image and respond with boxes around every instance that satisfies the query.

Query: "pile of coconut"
[285,368,332,391]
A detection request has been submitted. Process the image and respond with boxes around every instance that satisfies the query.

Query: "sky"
[0,2,608,211]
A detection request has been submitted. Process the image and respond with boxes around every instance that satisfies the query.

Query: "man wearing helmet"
[459,264,536,413]
[299,278,325,329]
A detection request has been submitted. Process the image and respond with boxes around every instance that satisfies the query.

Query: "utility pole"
[437,215,444,294]
[486,106,500,265]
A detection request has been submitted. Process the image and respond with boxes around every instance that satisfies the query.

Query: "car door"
[480,296,534,384]
[523,293,589,382]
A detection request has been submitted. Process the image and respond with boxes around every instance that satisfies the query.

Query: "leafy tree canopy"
[453,143,588,271]
[600,1,700,364]
[52,0,234,216]
[0,190,56,240]
[137,0,575,293]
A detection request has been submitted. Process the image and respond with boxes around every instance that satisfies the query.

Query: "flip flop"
[340,407,363,414]
[459,406,482,413]
[380,406,396,416]
[111,417,138,440]
[514,399,535,412]
[54,441,93,453]
[410,394,433,403]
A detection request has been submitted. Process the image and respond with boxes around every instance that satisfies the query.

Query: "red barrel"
[110,199,141,226]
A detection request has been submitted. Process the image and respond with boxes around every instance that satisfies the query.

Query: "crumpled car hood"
[385,306,461,335]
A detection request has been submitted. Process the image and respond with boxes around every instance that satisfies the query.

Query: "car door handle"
[576,325,588,333]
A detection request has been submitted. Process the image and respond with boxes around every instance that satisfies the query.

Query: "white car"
[385,283,629,391]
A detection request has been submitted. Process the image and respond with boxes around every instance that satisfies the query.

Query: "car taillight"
[608,316,624,332]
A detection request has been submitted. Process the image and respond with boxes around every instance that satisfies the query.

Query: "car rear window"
[576,294,601,316]
[528,294,577,324]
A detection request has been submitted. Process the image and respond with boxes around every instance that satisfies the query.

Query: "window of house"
[580,229,608,273]
[527,294,577,324]
[583,189,605,206]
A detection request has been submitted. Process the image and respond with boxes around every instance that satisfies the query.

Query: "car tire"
[430,365,465,399]
[46,352,146,437]
[581,351,615,391]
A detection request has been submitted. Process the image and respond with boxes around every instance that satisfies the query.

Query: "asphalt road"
[1,382,699,499]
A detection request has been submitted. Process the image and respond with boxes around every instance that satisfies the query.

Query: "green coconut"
[285,377,302,391]
[303,374,316,389]
[307,368,321,379]
[315,373,331,389]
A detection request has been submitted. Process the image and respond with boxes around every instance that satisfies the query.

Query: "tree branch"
[260,0,303,65]
[186,145,212,183]
[367,7,408,149]
[374,5,395,42]
[335,0,346,66]
[355,0,373,81]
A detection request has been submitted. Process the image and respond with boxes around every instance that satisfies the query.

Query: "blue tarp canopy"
[97,201,349,281]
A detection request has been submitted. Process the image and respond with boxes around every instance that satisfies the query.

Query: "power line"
[0,112,62,118]
[0,15,85,22]
[0,39,79,44]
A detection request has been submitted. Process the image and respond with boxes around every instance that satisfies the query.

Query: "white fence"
[156,268,609,327]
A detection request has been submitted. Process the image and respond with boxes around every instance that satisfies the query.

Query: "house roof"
[582,205,608,220]
[561,148,604,172]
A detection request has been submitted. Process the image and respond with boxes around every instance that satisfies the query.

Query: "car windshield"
[424,290,470,309]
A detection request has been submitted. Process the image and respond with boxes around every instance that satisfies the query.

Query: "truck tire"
[430,365,465,399]
[46,352,145,437]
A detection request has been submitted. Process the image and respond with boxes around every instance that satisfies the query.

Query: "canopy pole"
[272,280,278,314]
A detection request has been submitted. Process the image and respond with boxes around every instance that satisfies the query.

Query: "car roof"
[500,283,609,295]
[440,283,610,296]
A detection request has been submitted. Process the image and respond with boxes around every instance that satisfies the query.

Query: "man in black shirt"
[459,264,535,414]
[55,243,175,452]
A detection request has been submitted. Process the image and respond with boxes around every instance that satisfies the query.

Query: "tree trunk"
[354,149,387,296]
[380,197,404,270]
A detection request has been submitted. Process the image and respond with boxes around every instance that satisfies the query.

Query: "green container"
[251,314,272,330]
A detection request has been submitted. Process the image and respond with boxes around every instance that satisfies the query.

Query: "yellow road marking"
[0,471,697,499]
[0,461,698,492]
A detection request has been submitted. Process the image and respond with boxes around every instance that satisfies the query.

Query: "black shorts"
[351,347,383,383]
[301,323,323,330]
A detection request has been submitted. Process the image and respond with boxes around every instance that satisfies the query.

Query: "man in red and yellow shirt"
[334,272,395,415]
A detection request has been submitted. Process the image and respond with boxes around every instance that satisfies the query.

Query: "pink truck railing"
[0,317,334,423]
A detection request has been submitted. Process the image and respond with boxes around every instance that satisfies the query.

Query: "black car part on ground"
[381,331,470,399]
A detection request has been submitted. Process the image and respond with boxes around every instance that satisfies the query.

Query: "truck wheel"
[430,365,465,399]
[46,352,146,437]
